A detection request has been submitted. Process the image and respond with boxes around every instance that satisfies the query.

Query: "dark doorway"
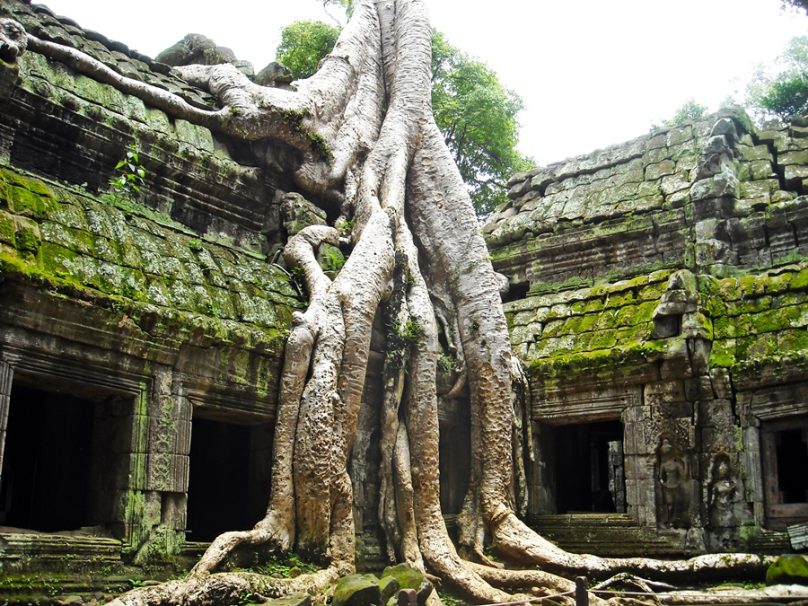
[186,415,272,541]
[762,416,808,527]
[550,420,625,514]
[775,428,808,503]
[501,281,529,304]
[439,402,471,515]
[1,385,99,532]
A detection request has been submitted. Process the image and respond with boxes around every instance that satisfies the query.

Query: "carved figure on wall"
[658,436,686,528]
[709,453,737,529]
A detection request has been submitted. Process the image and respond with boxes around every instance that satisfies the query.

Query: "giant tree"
[7,1,772,604]
[274,17,529,216]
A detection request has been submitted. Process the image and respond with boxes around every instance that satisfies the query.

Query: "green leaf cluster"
[431,30,531,216]
[276,20,341,80]
[385,319,425,370]
[274,23,529,216]
[747,36,808,121]
[655,99,707,129]
[109,144,146,197]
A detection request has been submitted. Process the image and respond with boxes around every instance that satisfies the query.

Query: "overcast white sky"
[39,0,806,165]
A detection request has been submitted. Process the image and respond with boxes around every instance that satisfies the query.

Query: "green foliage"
[335,217,354,236]
[757,75,808,120]
[275,23,529,216]
[431,30,531,216]
[233,551,318,581]
[656,99,708,129]
[436,589,464,606]
[437,352,455,373]
[747,36,808,121]
[385,319,425,369]
[318,242,346,278]
[392,319,425,346]
[109,144,146,197]
[276,20,341,80]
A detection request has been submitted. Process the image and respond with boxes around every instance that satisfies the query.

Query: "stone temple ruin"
[485,107,808,557]
[0,0,807,598]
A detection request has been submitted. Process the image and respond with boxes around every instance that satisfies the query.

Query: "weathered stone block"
[333,574,381,606]
[748,160,776,180]
[146,453,189,492]
[766,555,808,585]
[691,174,738,202]
[738,144,772,162]
[784,164,808,183]
[660,173,691,195]
[646,160,676,181]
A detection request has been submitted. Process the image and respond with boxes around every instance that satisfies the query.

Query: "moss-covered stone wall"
[488,109,808,555]
[0,0,305,582]
[0,164,300,391]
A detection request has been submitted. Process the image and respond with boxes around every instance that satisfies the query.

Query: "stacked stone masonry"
[485,109,808,555]
[0,0,304,588]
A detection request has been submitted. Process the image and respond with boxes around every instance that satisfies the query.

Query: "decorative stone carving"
[707,452,742,550]
[709,453,737,526]
[657,435,687,528]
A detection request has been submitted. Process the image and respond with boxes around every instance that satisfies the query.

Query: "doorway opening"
[186,413,273,542]
[0,383,127,533]
[545,420,625,514]
[762,415,808,527]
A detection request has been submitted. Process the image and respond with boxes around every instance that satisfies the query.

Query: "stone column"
[0,360,12,485]
[131,367,191,563]
[146,367,191,495]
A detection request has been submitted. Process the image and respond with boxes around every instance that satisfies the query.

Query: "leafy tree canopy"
[275,22,530,216]
[431,31,532,216]
[276,20,341,80]
[664,100,708,127]
[747,36,808,122]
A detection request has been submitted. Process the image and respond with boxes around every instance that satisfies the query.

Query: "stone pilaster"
[146,367,190,493]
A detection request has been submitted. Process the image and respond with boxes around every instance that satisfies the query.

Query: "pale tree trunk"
[9,2,782,604]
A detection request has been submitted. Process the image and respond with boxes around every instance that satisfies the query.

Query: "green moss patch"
[700,265,808,370]
[766,555,808,586]
[0,165,302,358]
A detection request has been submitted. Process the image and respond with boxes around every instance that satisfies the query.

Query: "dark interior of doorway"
[186,415,272,542]
[775,427,808,504]
[1,384,98,532]
[552,420,625,514]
